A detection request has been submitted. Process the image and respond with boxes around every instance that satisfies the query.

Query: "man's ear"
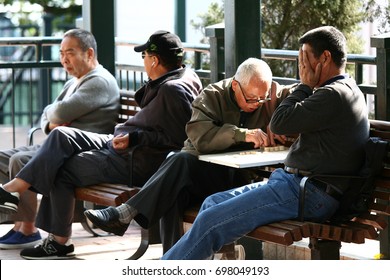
[322,50,331,65]
[87,48,94,60]
[153,56,160,67]
[232,79,238,92]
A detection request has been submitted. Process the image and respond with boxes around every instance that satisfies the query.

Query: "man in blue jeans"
[161,26,370,259]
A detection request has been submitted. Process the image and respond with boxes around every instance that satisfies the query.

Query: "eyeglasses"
[235,80,271,104]
[141,52,154,59]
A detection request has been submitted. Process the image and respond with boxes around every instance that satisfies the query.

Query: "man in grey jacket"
[0,30,202,259]
[0,28,119,249]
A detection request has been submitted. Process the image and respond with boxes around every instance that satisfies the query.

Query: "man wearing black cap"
[0,30,202,259]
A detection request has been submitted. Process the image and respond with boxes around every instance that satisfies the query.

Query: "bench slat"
[369,204,390,216]
[352,213,387,230]
[75,189,123,206]
[329,225,342,240]
[247,225,294,245]
[344,221,378,240]
[282,220,311,237]
[265,222,303,241]
[374,178,390,190]
[372,190,390,200]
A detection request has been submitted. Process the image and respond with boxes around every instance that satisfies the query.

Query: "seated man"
[161,26,370,260]
[0,30,202,259]
[0,28,120,249]
[84,57,293,253]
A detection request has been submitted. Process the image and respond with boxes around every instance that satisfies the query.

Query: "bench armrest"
[27,127,42,146]
[298,174,366,222]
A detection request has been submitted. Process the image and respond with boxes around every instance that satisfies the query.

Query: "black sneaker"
[0,186,19,214]
[20,235,75,260]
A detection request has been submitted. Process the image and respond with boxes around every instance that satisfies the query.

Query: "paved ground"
[0,222,164,260]
[0,221,381,260]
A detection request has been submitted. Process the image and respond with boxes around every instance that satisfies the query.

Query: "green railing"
[1,33,388,146]
[0,33,389,259]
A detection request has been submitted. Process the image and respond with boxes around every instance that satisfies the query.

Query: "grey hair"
[63,28,98,58]
[234,58,273,86]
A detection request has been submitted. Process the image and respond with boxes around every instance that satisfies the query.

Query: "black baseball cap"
[134,30,184,57]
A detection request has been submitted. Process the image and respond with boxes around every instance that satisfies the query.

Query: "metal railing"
[0,35,385,148]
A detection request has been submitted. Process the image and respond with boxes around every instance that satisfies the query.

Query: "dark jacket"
[271,76,369,175]
[113,66,202,148]
[109,66,202,185]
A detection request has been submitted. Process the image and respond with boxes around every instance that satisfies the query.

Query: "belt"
[284,166,342,201]
[284,166,312,176]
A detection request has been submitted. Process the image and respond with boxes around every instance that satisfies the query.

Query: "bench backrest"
[118,90,140,123]
[354,120,390,229]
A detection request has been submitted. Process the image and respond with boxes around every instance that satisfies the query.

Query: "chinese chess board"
[198,146,289,168]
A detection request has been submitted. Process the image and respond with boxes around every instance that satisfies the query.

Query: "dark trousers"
[16,127,132,237]
[130,152,248,252]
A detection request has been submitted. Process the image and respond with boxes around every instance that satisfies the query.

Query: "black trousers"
[129,152,248,252]
[16,127,149,237]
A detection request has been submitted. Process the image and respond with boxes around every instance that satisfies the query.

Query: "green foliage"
[190,2,224,44]
[364,0,390,34]
[2,0,81,34]
[191,0,384,77]
[261,0,368,76]
[2,0,81,11]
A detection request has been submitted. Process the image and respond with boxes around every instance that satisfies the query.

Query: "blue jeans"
[162,168,339,260]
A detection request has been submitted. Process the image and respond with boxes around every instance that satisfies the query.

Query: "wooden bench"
[183,119,390,260]
[36,91,389,260]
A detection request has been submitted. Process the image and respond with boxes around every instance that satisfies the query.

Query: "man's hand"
[112,134,130,150]
[299,48,322,89]
[48,122,70,131]
[245,129,269,148]
[266,125,287,146]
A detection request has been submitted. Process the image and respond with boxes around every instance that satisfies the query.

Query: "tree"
[261,0,370,76]
[191,0,384,77]
[2,0,81,35]
[190,2,224,44]
[364,0,390,34]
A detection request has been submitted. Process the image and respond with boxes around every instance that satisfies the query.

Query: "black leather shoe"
[84,207,129,236]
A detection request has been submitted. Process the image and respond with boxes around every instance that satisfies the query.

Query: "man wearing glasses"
[161,26,369,260]
[0,30,202,259]
[85,57,293,254]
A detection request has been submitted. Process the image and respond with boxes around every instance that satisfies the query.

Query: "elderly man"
[0,28,119,250]
[0,30,202,259]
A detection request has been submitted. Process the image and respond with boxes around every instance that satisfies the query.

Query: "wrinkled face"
[60,36,91,78]
[232,78,271,113]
